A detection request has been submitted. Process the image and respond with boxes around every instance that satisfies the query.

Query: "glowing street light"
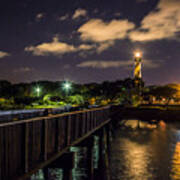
[62,81,72,92]
[35,86,41,97]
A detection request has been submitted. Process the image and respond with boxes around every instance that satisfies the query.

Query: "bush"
[14,97,38,106]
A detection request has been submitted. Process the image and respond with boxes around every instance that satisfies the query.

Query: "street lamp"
[35,87,41,97]
[62,81,72,93]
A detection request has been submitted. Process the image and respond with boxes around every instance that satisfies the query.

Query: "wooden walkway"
[0,106,110,180]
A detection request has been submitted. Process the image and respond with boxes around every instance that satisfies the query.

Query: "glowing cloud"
[77,60,132,69]
[59,14,69,21]
[36,13,45,21]
[96,41,115,54]
[0,51,10,58]
[25,37,96,56]
[77,59,160,69]
[25,37,77,56]
[129,0,180,41]
[72,8,87,19]
[78,18,135,42]
[78,44,96,50]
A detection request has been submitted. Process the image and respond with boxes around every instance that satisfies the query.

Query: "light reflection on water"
[31,136,100,180]
[171,142,180,179]
[110,120,180,180]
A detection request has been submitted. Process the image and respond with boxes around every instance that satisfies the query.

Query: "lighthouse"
[134,52,142,78]
[134,52,142,87]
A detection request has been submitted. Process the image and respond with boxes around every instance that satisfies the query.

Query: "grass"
[26,105,63,109]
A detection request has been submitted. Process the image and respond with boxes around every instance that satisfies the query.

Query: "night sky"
[0,0,180,85]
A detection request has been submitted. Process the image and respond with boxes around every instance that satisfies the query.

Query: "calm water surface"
[110,120,180,180]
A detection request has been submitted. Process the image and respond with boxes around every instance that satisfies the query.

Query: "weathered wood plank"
[0,106,110,180]
[24,123,29,173]
[43,119,48,161]
[67,115,71,145]
[0,106,110,127]
[0,127,5,180]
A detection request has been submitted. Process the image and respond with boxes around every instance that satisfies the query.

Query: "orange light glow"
[134,51,142,58]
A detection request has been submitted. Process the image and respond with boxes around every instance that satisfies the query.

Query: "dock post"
[98,127,111,180]
[38,153,74,180]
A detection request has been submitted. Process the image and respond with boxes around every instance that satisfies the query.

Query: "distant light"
[63,82,72,91]
[35,86,41,97]
[134,52,142,58]
[36,87,40,93]
[64,83,70,89]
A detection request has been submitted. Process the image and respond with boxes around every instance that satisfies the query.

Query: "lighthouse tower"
[134,52,142,86]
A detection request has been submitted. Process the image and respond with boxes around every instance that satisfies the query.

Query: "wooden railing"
[0,106,110,180]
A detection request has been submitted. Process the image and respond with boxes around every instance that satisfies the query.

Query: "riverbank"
[139,104,180,111]
[111,105,180,122]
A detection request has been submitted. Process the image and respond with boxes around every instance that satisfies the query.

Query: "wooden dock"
[0,106,110,180]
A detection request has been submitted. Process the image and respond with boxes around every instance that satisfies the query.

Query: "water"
[70,146,88,180]
[31,120,180,180]
[31,136,100,180]
[110,120,180,180]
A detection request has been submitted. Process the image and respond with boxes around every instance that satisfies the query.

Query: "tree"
[68,95,85,105]
[0,80,12,97]
[145,85,177,104]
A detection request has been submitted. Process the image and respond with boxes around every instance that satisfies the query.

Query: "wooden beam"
[24,123,29,173]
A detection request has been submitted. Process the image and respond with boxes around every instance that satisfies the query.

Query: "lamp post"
[35,87,41,97]
[62,81,72,95]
